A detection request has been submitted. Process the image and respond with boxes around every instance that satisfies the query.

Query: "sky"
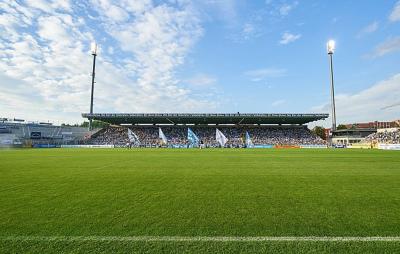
[0,0,400,126]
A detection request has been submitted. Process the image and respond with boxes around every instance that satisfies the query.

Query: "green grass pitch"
[1,148,400,253]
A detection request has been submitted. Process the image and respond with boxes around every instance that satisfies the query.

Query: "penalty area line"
[1,236,400,242]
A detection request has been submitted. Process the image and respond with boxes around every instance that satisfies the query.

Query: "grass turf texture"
[0,148,399,253]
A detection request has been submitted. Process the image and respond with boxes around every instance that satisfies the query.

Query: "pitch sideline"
[1,236,400,242]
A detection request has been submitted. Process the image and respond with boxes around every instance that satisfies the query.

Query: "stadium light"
[327,40,337,133]
[89,42,97,131]
[91,42,97,55]
[327,40,335,54]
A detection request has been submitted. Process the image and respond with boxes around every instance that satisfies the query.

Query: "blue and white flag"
[128,129,140,145]
[245,131,254,148]
[159,127,168,144]
[187,128,199,146]
[216,128,228,147]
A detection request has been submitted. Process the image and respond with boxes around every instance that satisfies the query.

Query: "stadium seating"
[365,129,400,144]
[0,122,89,146]
[86,126,326,147]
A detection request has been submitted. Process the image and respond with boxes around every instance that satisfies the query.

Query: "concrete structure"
[331,128,376,145]
[0,121,91,147]
[82,113,329,126]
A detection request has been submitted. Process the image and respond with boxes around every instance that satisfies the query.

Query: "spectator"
[86,125,327,147]
[365,130,400,144]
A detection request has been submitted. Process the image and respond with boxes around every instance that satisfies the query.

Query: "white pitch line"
[1,236,400,242]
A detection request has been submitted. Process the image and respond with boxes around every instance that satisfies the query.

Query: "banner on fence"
[169,144,188,148]
[61,145,114,148]
[300,145,328,149]
[377,144,400,150]
[33,144,60,148]
[252,145,274,148]
[347,143,372,149]
[275,145,300,149]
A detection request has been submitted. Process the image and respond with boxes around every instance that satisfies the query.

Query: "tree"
[80,120,109,129]
[61,123,79,127]
[337,124,348,130]
[312,126,326,140]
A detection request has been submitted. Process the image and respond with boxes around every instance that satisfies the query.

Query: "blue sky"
[0,0,400,126]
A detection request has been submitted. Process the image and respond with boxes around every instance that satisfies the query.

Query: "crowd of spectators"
[365,130,400,144]
[87,127,128,146]
[248,127,326,145]
[86,125,326,147]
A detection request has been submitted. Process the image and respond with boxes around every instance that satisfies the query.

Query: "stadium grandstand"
[327,119,400,146]
[82,113,328,148]
[0,118,90,148]
[365,128,400,144]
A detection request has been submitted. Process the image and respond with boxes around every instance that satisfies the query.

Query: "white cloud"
[389,1,400,22]
[244,68,287,82]
[232,10,268,42]
[368,36,400,58]
[0,0,217,123]
[357,21,379,38]
[279,31,301,45]
[381,102,400,110]
[279,1,298,16]
[312,73,400,125]
[241,23,256,40]
[90,0,130,22]
[271,99,286,107]
[201,0,237,24]
[186,74,217,87]
[93,1,211,111]
[25,0,72,13]
[263,0,298,20]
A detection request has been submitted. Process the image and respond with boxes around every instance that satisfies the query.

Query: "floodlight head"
[91,42,97,55]
[327,40,335,54]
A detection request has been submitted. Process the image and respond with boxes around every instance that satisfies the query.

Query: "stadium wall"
[347,143,373,149]
[377,144,400,150]
[57,144,329,149]
[300,145,328,149]
[61,145,114,148]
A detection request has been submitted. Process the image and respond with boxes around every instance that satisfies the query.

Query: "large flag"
[159,127,168,144]
[128,129,140,145]
[245,131,254,148]
[187,128,199,146]
[216,128,228,147]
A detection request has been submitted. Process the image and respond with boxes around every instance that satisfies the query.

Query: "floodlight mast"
[89,42,97,131]
[327,40,337,133]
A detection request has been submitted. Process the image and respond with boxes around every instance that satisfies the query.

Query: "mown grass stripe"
[1,236,400,242]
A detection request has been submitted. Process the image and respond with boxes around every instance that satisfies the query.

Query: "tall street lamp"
[89,42,97,131]
[327,40,337,133]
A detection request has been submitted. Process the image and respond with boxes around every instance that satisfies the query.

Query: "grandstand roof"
[82,113,328,125]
